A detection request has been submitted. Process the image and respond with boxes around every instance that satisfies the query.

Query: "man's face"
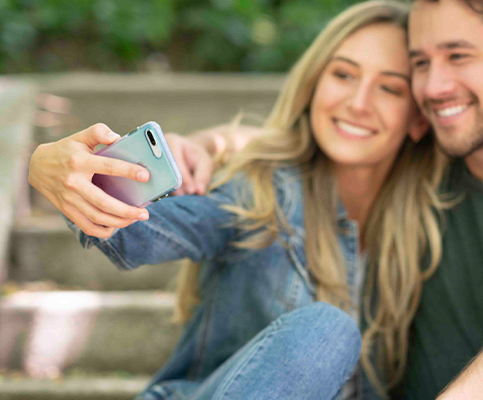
[409,0,483,158]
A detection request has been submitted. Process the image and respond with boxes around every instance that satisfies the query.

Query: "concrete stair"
[4,214,185,399]
[11,214,180,291]
[0,375,150,400]
[1,73,282,399]
[0,291,182,376]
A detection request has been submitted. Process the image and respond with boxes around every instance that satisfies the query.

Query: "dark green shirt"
[404,159,483,399]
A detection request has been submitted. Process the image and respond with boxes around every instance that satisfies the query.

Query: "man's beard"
[424,95,483,158]
[434,115,483,158]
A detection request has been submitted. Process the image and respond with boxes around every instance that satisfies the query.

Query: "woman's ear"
[408,111,430,143]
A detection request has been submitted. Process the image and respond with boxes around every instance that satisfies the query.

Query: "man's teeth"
[336,120,373,137]
[436,104,469,118]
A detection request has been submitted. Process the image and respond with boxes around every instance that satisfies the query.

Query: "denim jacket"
[66,167,382,400]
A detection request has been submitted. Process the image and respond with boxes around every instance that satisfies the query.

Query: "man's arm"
[437,349,483,399]
[168,123,261,195]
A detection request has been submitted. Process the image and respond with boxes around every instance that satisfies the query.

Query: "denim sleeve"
[63,181,238,271]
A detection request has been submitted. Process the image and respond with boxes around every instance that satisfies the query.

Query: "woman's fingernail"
[139,213,149,221]
[137,171,149,181]
[108,132,121,140]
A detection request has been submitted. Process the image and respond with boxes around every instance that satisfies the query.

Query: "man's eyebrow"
[409,40,475,58]
[330,56,409,82]
[408,49,424,59]
[438,40,475,50]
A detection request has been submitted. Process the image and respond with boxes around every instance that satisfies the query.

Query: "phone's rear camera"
[146,130,156,146]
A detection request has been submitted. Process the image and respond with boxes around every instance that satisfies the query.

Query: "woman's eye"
[333,70,353,80]
[381,85,402,96]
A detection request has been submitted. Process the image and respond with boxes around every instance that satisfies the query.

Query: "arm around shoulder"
[437,349,483,400]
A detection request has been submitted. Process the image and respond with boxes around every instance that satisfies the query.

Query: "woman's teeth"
[335,120,373,137]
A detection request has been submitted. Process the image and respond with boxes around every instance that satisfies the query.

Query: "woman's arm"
[68,183,239,270]
[29,123,260,233]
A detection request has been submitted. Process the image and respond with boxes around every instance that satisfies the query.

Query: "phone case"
[92,121,182,207]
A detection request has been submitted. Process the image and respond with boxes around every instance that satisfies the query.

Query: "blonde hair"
[176,1,450,396]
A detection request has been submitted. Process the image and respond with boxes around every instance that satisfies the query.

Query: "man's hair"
[462,0,483,12]
[419,0,483,13]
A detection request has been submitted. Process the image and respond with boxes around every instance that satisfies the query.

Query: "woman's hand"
[29,123,151,238]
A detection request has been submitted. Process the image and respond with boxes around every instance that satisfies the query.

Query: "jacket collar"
[336,199,348,222]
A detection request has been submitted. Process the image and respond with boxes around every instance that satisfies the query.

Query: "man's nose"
[424,61,456,100]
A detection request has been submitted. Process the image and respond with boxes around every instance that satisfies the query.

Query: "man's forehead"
[409,0,483,48]
[411,0,483,14]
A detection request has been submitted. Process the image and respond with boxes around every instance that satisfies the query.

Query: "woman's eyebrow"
[330,56,359,67]
[331,56,410,83]
[382,71,410,83]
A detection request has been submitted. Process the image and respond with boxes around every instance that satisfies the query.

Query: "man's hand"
[164,124,261,196]
[165,133,214,196]
[437,349,483,400]
[29,123,151,238]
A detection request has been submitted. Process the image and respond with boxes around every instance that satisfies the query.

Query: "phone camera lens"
[147,130,156,146]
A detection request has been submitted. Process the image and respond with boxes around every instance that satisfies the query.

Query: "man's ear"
[408,111,430,143]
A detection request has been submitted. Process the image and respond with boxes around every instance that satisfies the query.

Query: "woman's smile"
[332,117,377,139]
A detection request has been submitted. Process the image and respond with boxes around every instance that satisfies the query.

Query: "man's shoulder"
[446,158,483,194]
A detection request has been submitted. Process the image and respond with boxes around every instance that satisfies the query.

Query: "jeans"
[138,302,362,400]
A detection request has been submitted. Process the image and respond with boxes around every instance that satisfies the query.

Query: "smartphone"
[92,121,182,207]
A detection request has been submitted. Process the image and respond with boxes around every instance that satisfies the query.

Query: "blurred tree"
[0,0,362,73]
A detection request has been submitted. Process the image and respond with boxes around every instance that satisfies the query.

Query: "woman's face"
[311,23,420,170]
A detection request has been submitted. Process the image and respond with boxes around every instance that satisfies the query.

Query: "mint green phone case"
[92,121,182,207]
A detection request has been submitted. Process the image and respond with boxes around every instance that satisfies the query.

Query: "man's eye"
[449,53,468,61]
[412,59,429,69]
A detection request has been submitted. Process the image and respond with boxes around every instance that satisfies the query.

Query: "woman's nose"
[348,83,372,115]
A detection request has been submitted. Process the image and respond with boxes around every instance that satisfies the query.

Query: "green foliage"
[0,0,362,73]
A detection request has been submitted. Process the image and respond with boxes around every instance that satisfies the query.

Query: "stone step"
[0,78,37,287]
[0,291,183,377]
[0,375,150,400]
[35,72,283,141]
[10,214,181,291]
